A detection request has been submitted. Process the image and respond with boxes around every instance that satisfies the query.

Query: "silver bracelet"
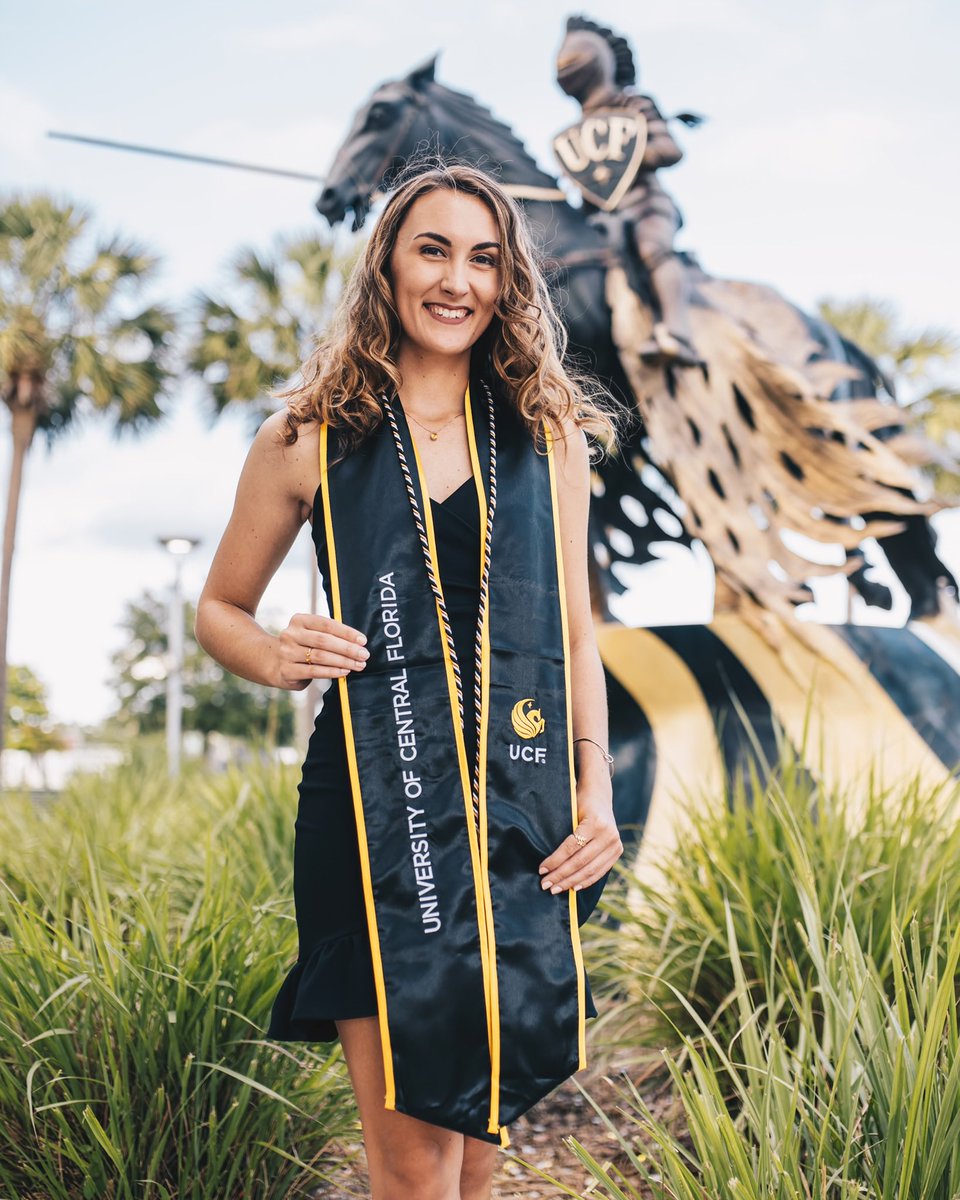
[573,737,615,777]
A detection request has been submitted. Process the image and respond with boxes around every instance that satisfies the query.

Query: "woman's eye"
[417,246,499,270]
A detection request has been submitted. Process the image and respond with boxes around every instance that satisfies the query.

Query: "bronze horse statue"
[315,55,956,626]
[313,55,960,881]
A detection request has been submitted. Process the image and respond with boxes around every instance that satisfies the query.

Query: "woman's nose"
[440,258,468,296]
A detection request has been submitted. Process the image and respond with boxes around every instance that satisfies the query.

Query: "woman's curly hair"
[278,156,626,459]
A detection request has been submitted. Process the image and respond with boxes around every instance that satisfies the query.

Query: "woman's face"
[388,188,502,361]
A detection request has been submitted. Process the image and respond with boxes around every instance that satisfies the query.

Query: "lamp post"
[158,535,200,777]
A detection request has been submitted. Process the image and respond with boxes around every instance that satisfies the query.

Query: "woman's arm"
[194,410,369,690]
[537,418,623,895]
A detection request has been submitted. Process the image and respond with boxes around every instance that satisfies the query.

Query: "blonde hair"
[279,157,625,458]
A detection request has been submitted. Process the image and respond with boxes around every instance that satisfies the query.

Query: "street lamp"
[158,535,201,777]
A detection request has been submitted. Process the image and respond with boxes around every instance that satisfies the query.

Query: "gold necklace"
[403,408,465,441]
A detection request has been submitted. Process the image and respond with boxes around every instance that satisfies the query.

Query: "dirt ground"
[308,1046,679,1199]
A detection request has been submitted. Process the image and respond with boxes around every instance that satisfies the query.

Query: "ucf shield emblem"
[552,108,648,212]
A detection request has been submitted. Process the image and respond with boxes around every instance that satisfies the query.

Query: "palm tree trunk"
[1,373,40,760]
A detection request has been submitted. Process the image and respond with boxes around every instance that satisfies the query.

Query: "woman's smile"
[423,301,473,324]
[389,189,501,360]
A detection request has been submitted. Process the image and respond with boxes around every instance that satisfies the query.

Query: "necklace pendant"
[430,432,438,441]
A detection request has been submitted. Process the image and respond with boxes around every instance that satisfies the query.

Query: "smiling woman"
[279,157,619,462]
[387,190,503,451]
[194,157,627,1199]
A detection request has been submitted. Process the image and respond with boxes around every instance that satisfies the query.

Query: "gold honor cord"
[383,383,508,1144]
[463,387,503,1133]
[544,422,588,1069]
[318,422,396,1105]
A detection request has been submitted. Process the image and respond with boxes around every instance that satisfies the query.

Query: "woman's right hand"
[274,612,370,690]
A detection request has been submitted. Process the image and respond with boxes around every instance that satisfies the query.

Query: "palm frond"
[185,229,358,423]
[0,192,176,445]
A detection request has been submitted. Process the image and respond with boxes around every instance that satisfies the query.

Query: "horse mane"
[422,79,562,190]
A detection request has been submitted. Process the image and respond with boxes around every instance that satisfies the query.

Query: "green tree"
[818,295,960,494]
[186,230,359,747]
[187,231,358,429]
[107,591,294,749]
[5,663,65,754]
[0,194,177,751]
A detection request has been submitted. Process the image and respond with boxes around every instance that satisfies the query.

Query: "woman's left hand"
[537,785,623,895]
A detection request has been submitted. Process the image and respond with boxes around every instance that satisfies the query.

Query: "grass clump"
[594,744,960,1050]
[541,745,960,1197]
[0,747,356,1199]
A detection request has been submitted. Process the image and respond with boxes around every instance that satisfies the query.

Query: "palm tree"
[187,230,359,747]
[0,194,177,754]
[189,233,358,429]
[818,296,960,494]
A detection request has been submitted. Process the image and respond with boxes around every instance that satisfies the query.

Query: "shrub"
[0,749,356,1198]
[528,744,960,1197]
[558,882,960,1198]
[595,744,960,1050]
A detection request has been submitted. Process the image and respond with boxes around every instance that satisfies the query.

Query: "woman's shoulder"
[543,410,588,464]
[255,407,320,462]
[253,408,322,519]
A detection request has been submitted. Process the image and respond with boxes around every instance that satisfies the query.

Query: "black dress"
[267,475,597,1042]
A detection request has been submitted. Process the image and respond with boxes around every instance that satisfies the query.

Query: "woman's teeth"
[425,303,470,321]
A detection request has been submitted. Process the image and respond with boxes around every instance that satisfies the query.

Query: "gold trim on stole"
[406,387,506,1142]
[544,421,589,1069]
[318,422,396,1105]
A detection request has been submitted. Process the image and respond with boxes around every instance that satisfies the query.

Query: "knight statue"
[554,14,703,367]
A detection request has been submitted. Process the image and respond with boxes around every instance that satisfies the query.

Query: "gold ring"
[305,647,313,665]
[573,830,588,848]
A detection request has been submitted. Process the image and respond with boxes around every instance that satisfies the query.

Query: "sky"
[2,0,960,727]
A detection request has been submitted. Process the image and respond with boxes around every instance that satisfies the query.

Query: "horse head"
[316,55,450,232]
[315,55,580,237]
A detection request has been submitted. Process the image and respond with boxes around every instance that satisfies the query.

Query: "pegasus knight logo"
[511,698,545,738]
[509,698,547,765]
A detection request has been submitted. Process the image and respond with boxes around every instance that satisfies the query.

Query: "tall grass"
[527,748,960,1198]
[593,745,960,1050]
[0,748,356,1198]
[557,879,960,1198]
[0,744,299,922]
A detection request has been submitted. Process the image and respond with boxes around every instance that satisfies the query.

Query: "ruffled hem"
[265,925,598,1044]
[266,926,378,1043]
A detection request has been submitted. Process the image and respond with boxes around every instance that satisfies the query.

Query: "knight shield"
[552,108,648,212]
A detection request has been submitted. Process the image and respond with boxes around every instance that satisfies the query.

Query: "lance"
[47,131,326,183]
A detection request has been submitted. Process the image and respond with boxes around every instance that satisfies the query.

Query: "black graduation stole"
[317,366,587,1146]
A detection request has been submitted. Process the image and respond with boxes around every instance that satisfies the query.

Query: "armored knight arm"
[635,95,683,170]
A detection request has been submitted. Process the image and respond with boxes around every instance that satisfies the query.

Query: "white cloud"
[691,107,909,186]
[11,534,315,727]
[5,395,319,725]
[609,0,759,33]
[229,14,389,54]
[0,82,56,165]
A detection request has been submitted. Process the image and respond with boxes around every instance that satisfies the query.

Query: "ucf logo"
[552,108,648,212]
[509,698,546,765]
